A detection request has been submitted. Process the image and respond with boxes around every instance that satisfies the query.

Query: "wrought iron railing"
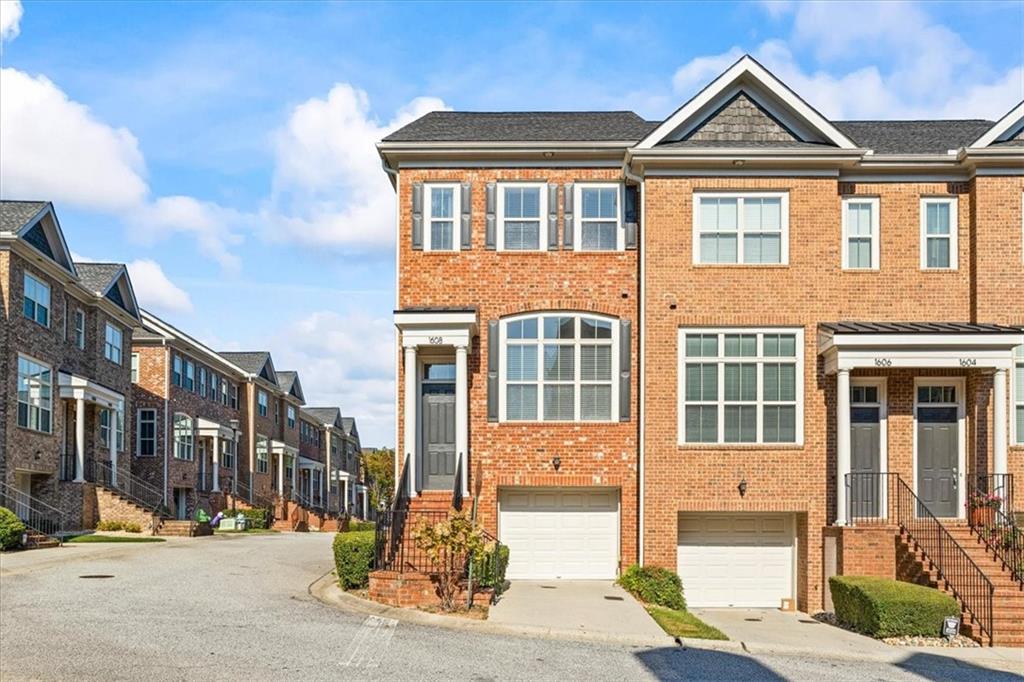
[967,475,1022,586]
[846,472,899,525]
[92,460,166,515]
[0,481,72,541]
[59,451,78,482]
[974,474,1014,513]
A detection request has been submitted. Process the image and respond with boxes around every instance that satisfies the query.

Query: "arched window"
[500,312,618,422]
[173,413,194,461]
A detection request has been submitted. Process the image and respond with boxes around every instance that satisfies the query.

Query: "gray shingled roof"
[341,417,357,437]
[74,262,123,295]
[0,200,48,233]
[277,371,298,394]
[833,120,994,154]
[820,321,1022,335]
[383,111,656,143]
[304,407,341,426]
[218,351,271,375]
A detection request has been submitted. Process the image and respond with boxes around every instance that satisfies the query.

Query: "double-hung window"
[1014,344,1024,445]
[131,353,139,383]
[198,367,207,398]
[104,324,122,364]
[678,328,803,445]
[221,380,229,406]
[501,313,617,422]
[842,197,880,269]
[17,354,52,433]
[100,400,125,451]
[693,193,788,265]
[231,385,239,409]
[576,184,621,251]
[426,184,459,252]
[74,309,86,348]
[137,408,157,456]
[258,390,268,417]
[920,197,958,269]
[498,184,545,251]
[287,405,296,429]
[222,439,235,470]
[184,360,195,391]
[173,413,194,460]
[256,435,269,473]
[23,273,50,326]
[210,373,218,401]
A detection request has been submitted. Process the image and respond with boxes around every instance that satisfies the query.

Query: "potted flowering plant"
[967,491,1001,527]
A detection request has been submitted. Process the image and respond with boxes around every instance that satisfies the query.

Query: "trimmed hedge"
[830,576,960,638]
[334,530,375,589]
[618,565,686,611]
[347,520,376,533]
[236,507,270,530]
[0,507,25,550]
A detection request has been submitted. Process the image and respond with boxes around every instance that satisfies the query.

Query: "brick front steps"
[22,531,60,549]
[93,485,162,534]
[154,520,213,537]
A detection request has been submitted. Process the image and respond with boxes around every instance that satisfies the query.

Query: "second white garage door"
[677,513,794,608]
[498,488,619,580]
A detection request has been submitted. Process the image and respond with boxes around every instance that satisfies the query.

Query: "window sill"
[919,268,959,273]
[691,263,790,269]
[841,268,880,273]
[15,424,54,436]
[676,442,805,450]
[498,420,622,426]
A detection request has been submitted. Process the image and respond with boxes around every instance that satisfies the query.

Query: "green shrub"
[236,507,270,530]
[617,565,686,611]
[95,520,125,531]
[334,530,375,589]
[471,544,510,589]
[829,576,960,638]
[123,522,142,533]
[347,520,376,533]
[0,507,26,550]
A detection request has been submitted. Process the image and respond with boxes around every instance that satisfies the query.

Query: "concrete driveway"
[693,608,892,655]
[488,580,667,642]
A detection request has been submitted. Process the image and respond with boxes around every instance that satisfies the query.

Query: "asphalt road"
[0,533,1019,681]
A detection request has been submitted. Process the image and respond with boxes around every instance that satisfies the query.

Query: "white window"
[172,354,182,386]
[184,360,195,391]
[256,435,269,473]
[258,390,268,417]
[137,408,157,457]
[575,183,622,251]
[198,366,207,398]
[231,384,239,409]
[104,323,122,364]
[209,373,218,401]
[99,400,125,451]
[222,438,236,470]
[693,192,788,265]
[221,379,229,406]
[287,405,296,429]
[500,312,618,422]
[17,354,52,433]
[1014,345,1023,445]
[498,183,546,251]
[131,353,139,383]
[678,328,804,445]
[841,197,880,270]
[74,308,86,349]
[173,413,194,460]
[23,272,50,327]
[920,197,958,269]
[425,183,460,252]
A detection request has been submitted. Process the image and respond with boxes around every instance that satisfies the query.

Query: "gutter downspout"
[383,153,402,500]
[623,156,644,566]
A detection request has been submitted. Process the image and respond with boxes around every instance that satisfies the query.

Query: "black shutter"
[411,183,424,250]
[619,319,631,421]
[487,320,499,421]
[624,185,638,250]
[461,182,472,250]
[485,183,496,250]
[547,183,559,250]
[562,182,574,249]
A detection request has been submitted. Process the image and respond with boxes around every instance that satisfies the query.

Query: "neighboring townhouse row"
[378,55,1023,623]
[0,200,371,535]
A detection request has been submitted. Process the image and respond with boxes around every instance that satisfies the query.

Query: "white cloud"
[671,48,744,98]
[126,259,193,315]
[1,0,22,43]
[131,196,244,271]
[262,84,447,250]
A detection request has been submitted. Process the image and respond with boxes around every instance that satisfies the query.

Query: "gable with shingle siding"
[683,93,800,144]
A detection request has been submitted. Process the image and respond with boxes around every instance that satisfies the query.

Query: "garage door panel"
[499,488,618,580]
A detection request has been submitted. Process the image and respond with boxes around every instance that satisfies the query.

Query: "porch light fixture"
[552,456,561,472]
[738,478,748,497]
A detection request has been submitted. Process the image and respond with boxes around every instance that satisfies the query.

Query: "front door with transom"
[850,384,882,518]
[421,363,456,491]
[916,384,959,518]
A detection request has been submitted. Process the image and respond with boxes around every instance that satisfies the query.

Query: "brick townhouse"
[377,55,1023,635]
[131,310,246,519]
[300,407,368,518]
[1,201,141,530]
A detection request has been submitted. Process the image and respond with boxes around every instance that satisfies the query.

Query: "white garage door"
[677,513,794,608]
[498,488,618,580]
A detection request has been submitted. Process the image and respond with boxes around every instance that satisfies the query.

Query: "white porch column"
[318,468,324,505]
[993,368,1009,478]
[277,451,285,495]
[343,478,349,514]
[291,454,298,496]
[74,397,86,483]
[403,345,418,497]
[836,369,851,526]
[109,413,118,487]
[324,427,332,510]
[212,433,221,492]
[362,487,368,519]
[455,344,469,496]
[233,432,239,495]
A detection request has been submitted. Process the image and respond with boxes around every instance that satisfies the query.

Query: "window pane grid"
[503,186,541,251]
[697,195,784,264]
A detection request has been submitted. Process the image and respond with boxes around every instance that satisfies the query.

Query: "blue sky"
[2,0,1022,446]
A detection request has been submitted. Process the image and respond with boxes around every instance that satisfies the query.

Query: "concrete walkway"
[489,580,666,640]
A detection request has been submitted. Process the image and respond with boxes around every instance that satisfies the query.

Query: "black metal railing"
[967,476,1022,586]
[375,456,412,571]
[92,460,166,515]
[894,476,994,646]
[0,481,72,541]
[374,509,449,573]
[59,451,78,482]
[846,472,899,525]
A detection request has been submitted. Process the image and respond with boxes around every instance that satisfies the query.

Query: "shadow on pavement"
[635,646,785,681]
[895,652,1023,682]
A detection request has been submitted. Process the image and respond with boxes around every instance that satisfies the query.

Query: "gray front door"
[422,386,456,490]
[850,406,881,517]
[917,406,958,517]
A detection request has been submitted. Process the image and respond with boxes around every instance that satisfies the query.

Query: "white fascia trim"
[195,417,234,439]
[394,311,478,328]
[631,148,863,160]
[57,371,124,408]
[153,316,253,376]
[970,101,1024,148]
[635,55,858,151]
[14,204,78,278]
[819,332,1023,353]
[377,141,635,151]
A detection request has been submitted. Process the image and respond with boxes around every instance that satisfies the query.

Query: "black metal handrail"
[92,460,166,515]
[375,455,411,572]
[846,472,899,525]
[893,476,994,646]
[967,476,1022,586]
[0,481,72,541]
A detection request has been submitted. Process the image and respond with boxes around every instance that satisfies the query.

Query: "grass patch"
[67,535,166,544]
[646,606,728,640]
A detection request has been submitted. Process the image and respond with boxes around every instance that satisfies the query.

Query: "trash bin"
[235,514,248,531]
[220,517,238,531]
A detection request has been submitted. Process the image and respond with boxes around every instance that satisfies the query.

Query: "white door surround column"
[74,398,86,483]
[291,454,298,497]
[455,344,469,497]
[212,433,221,492]
[993,368,1008,478]
[403,346,418,497]
[109,414,118,487]
[835,369,851,526]
[277,452,285,495]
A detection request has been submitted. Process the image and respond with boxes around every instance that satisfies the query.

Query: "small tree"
[361,448,395,510]
[411,511,495,611]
